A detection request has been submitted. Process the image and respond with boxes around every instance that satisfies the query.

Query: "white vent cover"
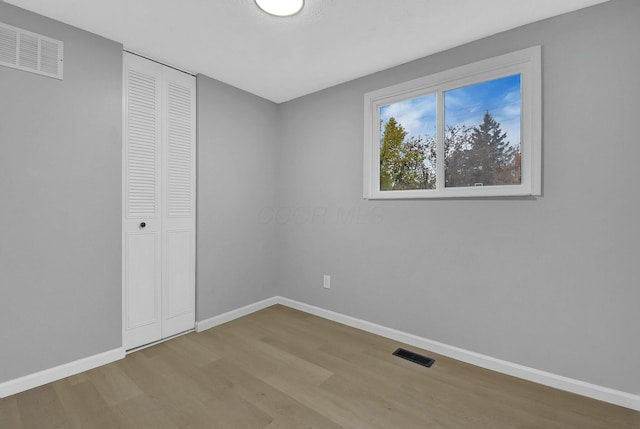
[0,22,63,79]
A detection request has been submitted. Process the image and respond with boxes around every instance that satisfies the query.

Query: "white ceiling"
[5,0,609,103]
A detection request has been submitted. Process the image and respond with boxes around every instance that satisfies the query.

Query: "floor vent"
[0,22,64,79]
[393,348,435,368]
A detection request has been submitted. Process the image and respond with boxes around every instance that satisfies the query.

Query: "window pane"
[379,93,437,191]
[444,74,521,188]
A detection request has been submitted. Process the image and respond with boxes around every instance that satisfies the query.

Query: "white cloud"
[379,79,521,147]
[381,94,437,138]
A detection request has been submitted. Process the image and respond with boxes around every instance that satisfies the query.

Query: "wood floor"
[1,305,638,428]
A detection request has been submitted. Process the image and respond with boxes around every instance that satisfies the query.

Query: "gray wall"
[0,2,282,384]
[0,3,123,382]
[196,75,280,320]
[2,0,638,399]
[276,0,640,394]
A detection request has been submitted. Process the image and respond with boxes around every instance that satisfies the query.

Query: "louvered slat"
[166,82,193,217]
[127,70,158,217]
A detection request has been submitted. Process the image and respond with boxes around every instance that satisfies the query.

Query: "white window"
[363,46,541,199]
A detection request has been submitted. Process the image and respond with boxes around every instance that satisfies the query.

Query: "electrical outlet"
[323,275,331,289]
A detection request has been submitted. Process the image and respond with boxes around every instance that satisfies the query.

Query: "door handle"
[140,222,146,228]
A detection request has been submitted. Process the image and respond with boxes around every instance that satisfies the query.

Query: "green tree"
[380,117,405,190]
[380,112,518,190]
[380,117,434,190]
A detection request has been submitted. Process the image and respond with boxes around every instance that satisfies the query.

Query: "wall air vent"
[0,22,63,79]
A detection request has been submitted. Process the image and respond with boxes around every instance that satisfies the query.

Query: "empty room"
[1,0,639,427]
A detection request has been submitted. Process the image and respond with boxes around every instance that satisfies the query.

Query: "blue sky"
[380,74,521,147]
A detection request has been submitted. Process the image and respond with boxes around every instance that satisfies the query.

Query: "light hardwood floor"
[1,304,638,428]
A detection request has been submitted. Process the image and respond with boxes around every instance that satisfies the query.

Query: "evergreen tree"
[445,111,519,187]
[468,111,517,185]
[380,117,406,190]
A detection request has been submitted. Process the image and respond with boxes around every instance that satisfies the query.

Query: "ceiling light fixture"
[255,0,304,17]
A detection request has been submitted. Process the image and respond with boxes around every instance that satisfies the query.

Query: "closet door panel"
[161,66,196,338]
[124,232,161,348]
[123,53,163,349]
[163,230,194,334]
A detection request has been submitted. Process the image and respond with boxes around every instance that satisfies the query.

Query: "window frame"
[363,46,541,199]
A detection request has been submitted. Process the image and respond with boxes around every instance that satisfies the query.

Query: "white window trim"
[363,46,541,199]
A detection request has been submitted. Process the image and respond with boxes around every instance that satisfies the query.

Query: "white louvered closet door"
[123,53,196,350]
[161,66,196,339]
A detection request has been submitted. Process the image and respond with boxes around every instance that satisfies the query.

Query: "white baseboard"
[3,297,638,412]
[275,297,640,412]
[195,296,279,332]
[0,347,125,398]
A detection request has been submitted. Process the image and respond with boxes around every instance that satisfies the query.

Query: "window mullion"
[436,90,445,191]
